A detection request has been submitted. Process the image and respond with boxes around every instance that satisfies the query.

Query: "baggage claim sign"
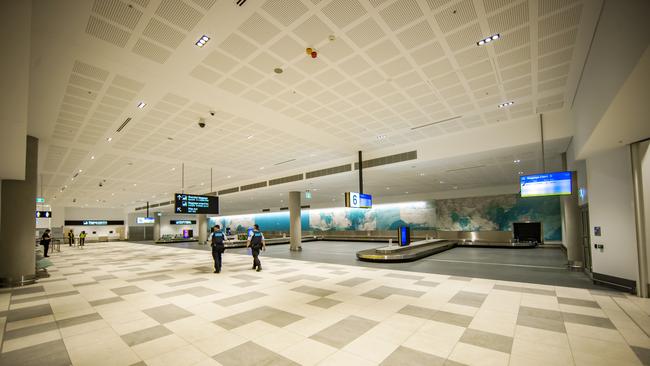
[174,194,219,214]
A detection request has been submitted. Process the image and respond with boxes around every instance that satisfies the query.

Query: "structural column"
[198,214,208,244]
[289,191,302,251]
[562,171,583,268]
[153,213,161,241]
[0,136,38,286]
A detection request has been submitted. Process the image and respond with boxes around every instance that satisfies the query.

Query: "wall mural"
[208,194,562,241]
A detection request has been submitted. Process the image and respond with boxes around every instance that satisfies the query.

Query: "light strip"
[498,101,514,108]
[477,33,500,46]
[195,35,210,48]
[410,115,462,130]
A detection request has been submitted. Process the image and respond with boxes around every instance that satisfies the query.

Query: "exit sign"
[36,197,45,203]
[305,191,312,199]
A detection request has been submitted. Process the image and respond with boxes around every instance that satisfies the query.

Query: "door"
[580,204,592,273]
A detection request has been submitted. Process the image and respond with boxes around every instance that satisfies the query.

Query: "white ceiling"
[27,0,601,209]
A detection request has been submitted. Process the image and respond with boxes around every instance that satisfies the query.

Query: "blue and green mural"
[208,194,562,241]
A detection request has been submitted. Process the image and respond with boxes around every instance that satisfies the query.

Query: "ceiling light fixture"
[514,159,521,163]
[498,101,514,108]
[518,171,524,175]
[195,35,210,48]
[477,33,500,46]
[247,135,254,139]
[377,134,387,141]
[90,155,95,160]
[137,101,146,109]
[106,137,112,142]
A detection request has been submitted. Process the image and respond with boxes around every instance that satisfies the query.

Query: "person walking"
[246,224,266,272]
[68,229,75,246]
[210,225,228,273]
[41,229,52,257]
[79,231,86,247]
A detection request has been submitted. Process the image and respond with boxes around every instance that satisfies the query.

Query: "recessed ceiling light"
[477,33,500,46]
[247,135,254,139]
[439,181,445,184]
[90,155,95,160]
[106,137,112,142]
[259,167,264,170]
[133,183,137,186]
[79,170,83,173]
[195,35,210,47]
[171,167,175,171]
[419,173,425,176]
[377,134,387,140]
[514,159,521,163]
[498,101,514,108]
[385,187,390,190]
[405,191,409,194]
[137,101,146,109]
[453,186,458,189]
[227,175,231,178]
[201,182,205,186]
[518,171,524,175]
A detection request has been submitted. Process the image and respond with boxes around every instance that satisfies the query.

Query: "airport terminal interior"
[1,0,650,365]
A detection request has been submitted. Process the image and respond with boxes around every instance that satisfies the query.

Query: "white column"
[0,136,38,286]
[289,191,302,251]
[563,171,583,268]
[198,214,208,244]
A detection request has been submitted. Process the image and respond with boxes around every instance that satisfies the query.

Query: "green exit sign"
[305,191,312,199]
[36,197,45,203]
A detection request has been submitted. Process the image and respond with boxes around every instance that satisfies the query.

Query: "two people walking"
[209,224,267,273]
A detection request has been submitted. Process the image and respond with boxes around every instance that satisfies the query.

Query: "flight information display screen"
[136,217,155,224]
[344,192,373,208]
[170,220,196,225]
[64,220,125,226]
[520,171,572,197]
[174,193,219,214]
[35,211,52,218]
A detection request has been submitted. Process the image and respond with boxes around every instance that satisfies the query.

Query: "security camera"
[198,118,206,128]
[209,110,215,116]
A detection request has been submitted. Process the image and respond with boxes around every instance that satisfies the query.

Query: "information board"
[174,194,219,214]
[136,217,155,224]
[170,220,196,225]
[65,220,125,226]
[344,192,373,208]
[35,211,52,218]
[520,171,572,197]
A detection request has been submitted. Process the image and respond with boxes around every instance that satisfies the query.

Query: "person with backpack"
[41,229,52,257]
[246,224,266,272]
[210,225,228,273]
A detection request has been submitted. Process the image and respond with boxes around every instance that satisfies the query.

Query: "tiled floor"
[1,241,649,366]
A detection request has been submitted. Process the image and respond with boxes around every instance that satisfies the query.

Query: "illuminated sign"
[64,220,124,226]
[344,192,372,208]
[305,191,312,199]
[170,220,196,225]
[35,211,52,218]
[520,171,572,197]
[137,217,155,224]
[36,197,45,203]
[174,193,219,214]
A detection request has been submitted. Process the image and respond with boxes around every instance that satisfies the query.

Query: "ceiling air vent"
[218,187,239,195]
[235,0,247,6]
[274,158,296,166]
[116,117,132,132]
[280,207,288,210]
[306,164,352,179]
[301,205,310,209]
[410,115,461,130]
[269,173,303,186]
[240,181,268,191]
[262,208,270,212]
[354,150,417,170]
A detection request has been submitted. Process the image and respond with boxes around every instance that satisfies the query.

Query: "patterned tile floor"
[1,241,650,366]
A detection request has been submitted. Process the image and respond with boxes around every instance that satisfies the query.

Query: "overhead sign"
[36,197,45,203]
[174,193,219,214]
[344,192,372,208]
[520,171,572,197]
[35,211,52,218]
[65,220,125,226]
[305,191,312,199]
[170,220,196,225]
[136,217,155,224]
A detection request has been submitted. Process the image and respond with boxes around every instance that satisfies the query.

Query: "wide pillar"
[153,213,161,241]
[0,136,38,286]
[563,171,583,268]
[198,214,208,244]
[289,191,302,251]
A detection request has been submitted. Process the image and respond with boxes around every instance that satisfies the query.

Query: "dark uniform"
[211,230,226,273]
[41,231,51,257]
[249,230,264,271]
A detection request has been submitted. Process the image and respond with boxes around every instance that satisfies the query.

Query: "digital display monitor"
[174,193,219,214]
[136,217,155,224]
[520,171,572,197]
[344,192,372,208]
[35,211,52,218]
[170,220,196,225]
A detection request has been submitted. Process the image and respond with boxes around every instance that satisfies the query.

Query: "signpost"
[344,192,373,208]
[174,194,219,214]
